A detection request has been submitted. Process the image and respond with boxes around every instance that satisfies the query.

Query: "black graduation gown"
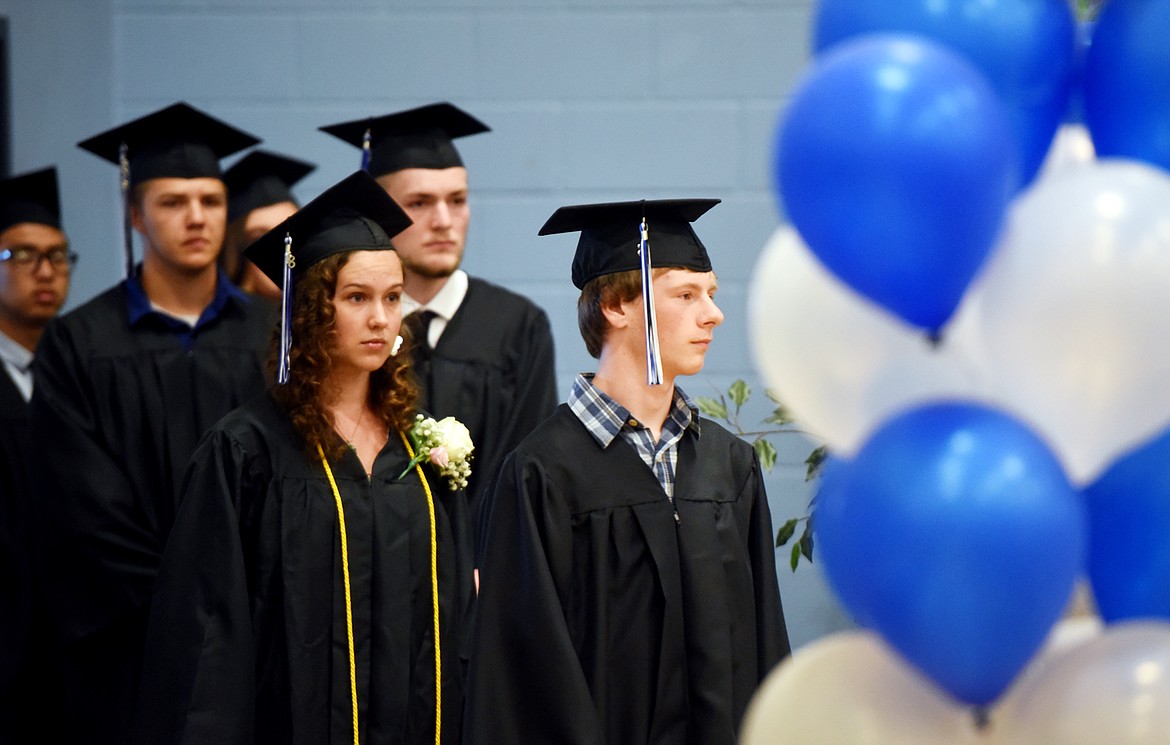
[419,278,557,522]
[28,282,273,743]
[0,372,30,686]
[465,406,791,745]
[0,370,63,744]
[131,394,476,745]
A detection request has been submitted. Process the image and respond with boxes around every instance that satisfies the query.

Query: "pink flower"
[428,446,450,468]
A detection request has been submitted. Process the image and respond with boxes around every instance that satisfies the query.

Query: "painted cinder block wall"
[7,0,852,648]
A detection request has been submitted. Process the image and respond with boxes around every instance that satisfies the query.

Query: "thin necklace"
[337,406,364,447]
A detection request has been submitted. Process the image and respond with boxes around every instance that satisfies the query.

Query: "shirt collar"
[0,327,32,372]
[568,372,700,448]
[402,269,468,322]
[125,265,249,327]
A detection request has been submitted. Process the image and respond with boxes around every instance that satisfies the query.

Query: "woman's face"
[329,250,405,378]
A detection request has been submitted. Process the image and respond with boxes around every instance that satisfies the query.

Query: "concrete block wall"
[7,0,852,647]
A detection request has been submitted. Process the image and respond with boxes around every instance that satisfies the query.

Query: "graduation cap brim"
[244,170,413,288]
[539,198,720,289]
[0,167,61,234]
[319,102,490,176]
[77,101,260,185]
[224,150,317,222]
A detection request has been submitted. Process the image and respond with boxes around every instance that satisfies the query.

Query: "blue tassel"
[360,128,372,173]
[639,214,663,386]
[278,232,294,385]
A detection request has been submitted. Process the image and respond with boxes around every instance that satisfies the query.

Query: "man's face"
[624,268,724,379]
[0,222,71,329]
[132,177,227,275]
[377,167,469,281]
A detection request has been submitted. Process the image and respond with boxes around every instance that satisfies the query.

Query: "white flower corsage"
[399,414,474,490]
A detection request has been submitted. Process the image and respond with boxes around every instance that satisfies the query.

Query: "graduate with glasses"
[0,166,72,745]
[133,171,476,745]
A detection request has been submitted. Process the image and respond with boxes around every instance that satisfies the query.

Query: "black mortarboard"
[244,170,413,384]
[540,198,720,385]
[77,101,260,277]
[0,167,61,234]
[539,198,719,289]
[223,150,316,223]
[318,102,490,177]
[78,101,259,187]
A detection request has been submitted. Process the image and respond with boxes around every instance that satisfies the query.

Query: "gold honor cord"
[316,436,442,745]
[317,444,360,745]
[399,431,443,745]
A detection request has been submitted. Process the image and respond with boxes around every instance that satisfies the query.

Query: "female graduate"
[131,171,476,745]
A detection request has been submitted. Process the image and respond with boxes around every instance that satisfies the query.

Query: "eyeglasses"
[0,246,79,272]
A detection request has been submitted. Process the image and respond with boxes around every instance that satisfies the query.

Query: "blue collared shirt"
[124,267,250,350]
[568,372,701,500]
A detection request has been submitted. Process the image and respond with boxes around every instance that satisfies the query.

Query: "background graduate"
[132,171,476,745]
[466,199,791,745]
[0,167,72,744]
[221,149,316,300]
[30,102,272,744]
[321,103,558,522]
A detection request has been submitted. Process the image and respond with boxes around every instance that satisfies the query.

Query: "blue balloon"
[814,0,1077,186]
[816,401,1084,706]
[775,35,1018,333]
[1083,0,1170,171]
[1085,425,1170,622]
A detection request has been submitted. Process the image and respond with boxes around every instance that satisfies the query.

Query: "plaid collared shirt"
[568,373,701,500]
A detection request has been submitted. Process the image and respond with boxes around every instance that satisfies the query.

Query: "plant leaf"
[753,438,778,472]
[789,541,802,572]
[764,405,794,426]
[774,518,798,547]
[799,526,815,562]
[728,379,750,408]
[764,387,784,404]
[696,396,728,420]
[805,445,828,481]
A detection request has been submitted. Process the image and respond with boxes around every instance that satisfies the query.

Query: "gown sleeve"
[745,451,792,670]
[130,428,259,745]
[463,452,604,745]
[500,307,558,452]
[29,318,158,641]
[469,303,559,528]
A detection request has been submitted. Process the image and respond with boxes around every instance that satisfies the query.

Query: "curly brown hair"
[270,251,418,461]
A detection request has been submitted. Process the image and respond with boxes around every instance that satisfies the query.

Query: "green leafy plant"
[1075,0,1102,21]
[696,380,826,570]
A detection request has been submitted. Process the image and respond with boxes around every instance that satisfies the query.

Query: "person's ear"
[129,201,146,235]
[600,297,632,330]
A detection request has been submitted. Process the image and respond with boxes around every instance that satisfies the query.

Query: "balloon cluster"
[746,0,1170,742]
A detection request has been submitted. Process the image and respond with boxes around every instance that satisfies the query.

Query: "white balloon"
[1035,123,1096,180]
[995,621,1170,745]
[749,226,990,456]
[741,630,989,745]
[951,160,1170,483]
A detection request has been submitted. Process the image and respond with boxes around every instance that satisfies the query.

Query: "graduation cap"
[223,150,316,223]
[77,101,260,278]
[318,102,490,177]
[244,170,413,384]
[0,167,61,235]
[539,198,720,385]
